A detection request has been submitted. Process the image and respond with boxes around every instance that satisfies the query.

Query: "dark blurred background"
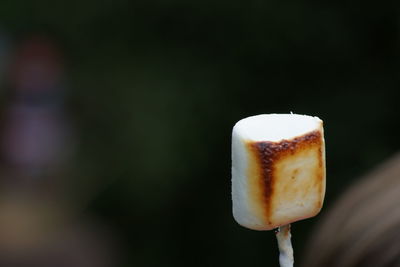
[0,1,399,266]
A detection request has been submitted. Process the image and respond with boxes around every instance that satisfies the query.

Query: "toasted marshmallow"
[232,114,325,230]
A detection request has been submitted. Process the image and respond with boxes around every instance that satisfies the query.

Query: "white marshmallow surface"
[232,114,325,230]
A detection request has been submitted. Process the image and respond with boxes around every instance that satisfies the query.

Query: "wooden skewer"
[276,224,294,267]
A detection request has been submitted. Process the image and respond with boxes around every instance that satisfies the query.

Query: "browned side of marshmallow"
[246,130,325,230]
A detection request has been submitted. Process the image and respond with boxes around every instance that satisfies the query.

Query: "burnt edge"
[248,130,322,224]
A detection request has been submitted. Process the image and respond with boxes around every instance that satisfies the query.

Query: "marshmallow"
[232,114,325,230]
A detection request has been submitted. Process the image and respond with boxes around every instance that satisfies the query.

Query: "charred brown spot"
[274,131,322,159]
[316,155,325,204]
[318,147,323,168]
[292,169,299,179]
[247,130,323,224]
